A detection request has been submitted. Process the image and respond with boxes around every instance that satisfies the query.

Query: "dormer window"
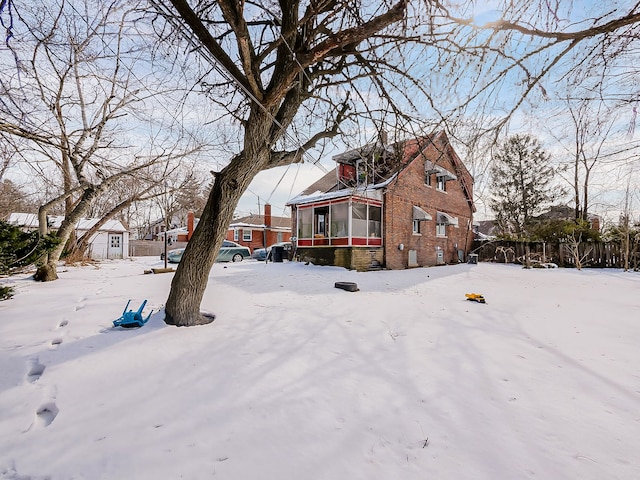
[338,163,356,186]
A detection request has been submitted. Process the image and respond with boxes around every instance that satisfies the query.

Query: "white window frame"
[436,222,446,237]
[233,229,239,241]
[436,175,446,191]
[413,219,421,234]
[242,229,252,241]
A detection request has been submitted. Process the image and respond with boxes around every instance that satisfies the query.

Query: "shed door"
[108,234,123,259]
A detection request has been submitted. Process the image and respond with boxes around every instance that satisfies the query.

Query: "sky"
[235,161,331,219]
[3,0,638,231]
[1,257,639,479]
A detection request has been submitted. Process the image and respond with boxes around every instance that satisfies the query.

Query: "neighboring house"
[287,131,475,271]
[474,219,498,240]
[227,204,292,251]
[140,215,186,241]
[535,205,601,232]
[160,212,197,244]
[7,213,129,260]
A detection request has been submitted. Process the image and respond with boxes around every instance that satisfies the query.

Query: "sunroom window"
[368,205,381,237]
[298,208,313,238]
[330,202,349,237]
[352,204,367,237]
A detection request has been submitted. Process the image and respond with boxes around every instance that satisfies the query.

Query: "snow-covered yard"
[1,258,639,480]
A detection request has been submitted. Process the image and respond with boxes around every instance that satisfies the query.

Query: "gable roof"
[535,205,600,222]
[8,213,128,232]
[296,170,341,197]
[288,130,474,210]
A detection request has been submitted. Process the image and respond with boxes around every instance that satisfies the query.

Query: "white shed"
[7,213,129,260]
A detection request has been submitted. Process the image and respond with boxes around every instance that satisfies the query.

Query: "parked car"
[167,240,251,264]
[251,241,293,261]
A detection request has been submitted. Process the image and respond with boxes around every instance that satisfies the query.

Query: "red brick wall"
[225,228,292,252]
[384,137,474,269]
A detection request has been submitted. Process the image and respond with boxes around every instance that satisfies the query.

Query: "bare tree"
[0,179,33,219]
[154,0,422,326]
[547,97,640,223]
[0,0,203,280]
[149,162,206,267]
[153,0,640,326]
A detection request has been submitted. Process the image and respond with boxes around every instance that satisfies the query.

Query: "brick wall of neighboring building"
[384,138,474,269]
[225,228,291,252]
[227,205,291,252]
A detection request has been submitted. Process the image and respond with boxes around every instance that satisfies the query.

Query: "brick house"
[535,205,601,233]
[287,131,475,270]
[227,204,292,251]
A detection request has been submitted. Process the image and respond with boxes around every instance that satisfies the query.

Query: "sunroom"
[295,194,383,248]
[291,192,384,271]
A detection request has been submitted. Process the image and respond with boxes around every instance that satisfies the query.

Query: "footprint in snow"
[26,358,45,383]
[32,402,59,429]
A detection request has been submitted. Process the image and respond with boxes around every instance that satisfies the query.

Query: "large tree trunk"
[34,263,58,282]
[33,186,103,282]
[164,165,260,326]
[34,206,59,281]
[165,110,273,326]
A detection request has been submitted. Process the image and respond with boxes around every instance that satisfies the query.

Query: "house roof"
[229,213,291,231]
[535,205,600,222]
[296,170,341,197]
[8,213,128,233]
[288,130,474,210]
[475,219,498,237]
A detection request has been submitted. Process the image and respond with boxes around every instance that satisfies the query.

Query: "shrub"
[0,220,60,275]
[0,285,14,301]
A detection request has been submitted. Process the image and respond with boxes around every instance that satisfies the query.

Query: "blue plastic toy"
[113,299,152,328]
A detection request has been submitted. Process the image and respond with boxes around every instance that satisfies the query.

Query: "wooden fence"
[129,240,188,258]
[471,240,635,269]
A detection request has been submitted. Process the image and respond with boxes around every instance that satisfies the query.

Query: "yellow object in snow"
[465,293,486,303]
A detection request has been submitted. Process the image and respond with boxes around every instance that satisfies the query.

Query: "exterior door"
[108,234,123,259]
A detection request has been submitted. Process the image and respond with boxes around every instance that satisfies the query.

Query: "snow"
[7,213,127,232]
[1,259,639,480]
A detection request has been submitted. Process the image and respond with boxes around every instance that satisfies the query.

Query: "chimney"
[264,204,272,229]
[187,211,194,240]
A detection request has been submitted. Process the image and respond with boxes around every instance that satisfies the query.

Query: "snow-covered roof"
[160,227,188,236]
[229,213,291,230]
[287,180,390,206]
[7,213,128,233]
[228,222,291,232]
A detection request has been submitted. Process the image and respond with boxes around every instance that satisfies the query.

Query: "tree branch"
[166,0,259,100]
[265,100,349,169]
